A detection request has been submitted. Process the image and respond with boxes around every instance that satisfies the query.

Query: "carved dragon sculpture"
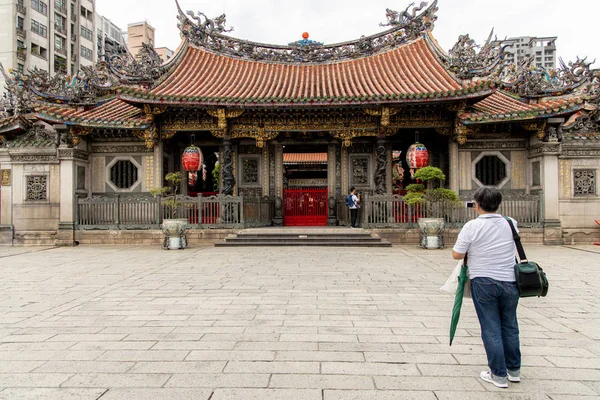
[381,1,428,27]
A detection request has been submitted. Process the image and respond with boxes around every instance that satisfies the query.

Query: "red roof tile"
[283,153,328,164]
[34,99,151,129]
[120,38,494,106]
[461,91,585,124]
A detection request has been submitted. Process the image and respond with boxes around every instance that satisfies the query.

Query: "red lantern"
[406,142,428,178]
[182,145,203,171]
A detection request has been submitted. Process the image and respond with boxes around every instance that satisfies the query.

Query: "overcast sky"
[97,0,599,66]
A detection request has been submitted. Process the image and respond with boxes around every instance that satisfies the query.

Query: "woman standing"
[452,187,521,388]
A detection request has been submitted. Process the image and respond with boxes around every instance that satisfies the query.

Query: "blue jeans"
[471,277,521,377]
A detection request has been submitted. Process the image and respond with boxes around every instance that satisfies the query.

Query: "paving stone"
[0,245,598,398]
[98,388,213,400]
[166,373,270,388]
[211,389,322,400]
[0,388,107,400]
[128,361,226,373]
[61,373,170,388]
[324,390,437,400]
[0,373,73,387]
[270,374,375,389]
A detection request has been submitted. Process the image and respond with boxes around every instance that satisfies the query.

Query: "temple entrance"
[282,147,329,226]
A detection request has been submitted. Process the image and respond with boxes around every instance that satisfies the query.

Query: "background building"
[155,47,174,62]
[126,21,154,57]
[96,14,126,59]
[0,0,103,93]
[502,36,557,69]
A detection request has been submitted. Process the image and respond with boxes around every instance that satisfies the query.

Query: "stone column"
[273,143,284,226]
[540,143,563,245]
[374,138,388,195]
[221,138,235,196]
[327,143,337,226]
[0,154,13,245]
[449,139,459,193]
[56,146,77,246]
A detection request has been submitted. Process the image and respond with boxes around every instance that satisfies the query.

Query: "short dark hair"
[350,186,356,193]
[473,187,502,212]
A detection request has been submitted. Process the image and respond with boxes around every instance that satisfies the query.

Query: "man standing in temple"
[347,187,361,228]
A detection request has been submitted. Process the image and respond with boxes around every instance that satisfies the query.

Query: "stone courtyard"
[0,244,599,400]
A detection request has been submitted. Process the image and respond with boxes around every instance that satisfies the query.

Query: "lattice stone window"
[110,160,138,189]
[532,161,541,187]
[476,155,507,186]
[26,175,48,201]
[352,157,369,185]
[242,159,259,184]
[574,169,596,196]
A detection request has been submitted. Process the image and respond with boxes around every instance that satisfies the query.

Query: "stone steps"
[215,229,392,247]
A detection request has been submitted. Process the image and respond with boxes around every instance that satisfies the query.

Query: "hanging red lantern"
[406,142,428,178]
[182,145,203,172]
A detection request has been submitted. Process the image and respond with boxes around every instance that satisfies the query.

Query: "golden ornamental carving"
[161,130,177,140]
[455,123,479,145]
[210,129,226,139]
[0,135,5,144]
[207,108,245,129]
[330,127,354,147]
[143,104,167,116]
[435,127,452,136]
[521,120,547,140]
[161,122,218,131]
[70,126,92,137]
[1,169,10,186]
[136,126,158,149]
[364,106,399,126]
[446,101,468,113]
[255,127,279,148]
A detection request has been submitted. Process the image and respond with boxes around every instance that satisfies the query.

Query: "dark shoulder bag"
[504,217,549,298]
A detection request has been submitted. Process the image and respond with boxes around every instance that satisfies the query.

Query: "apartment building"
[502,36,557,69]
[0,0,100,93]
[155,46,173,62]
[96,14,126,58]
[127,20,154,57]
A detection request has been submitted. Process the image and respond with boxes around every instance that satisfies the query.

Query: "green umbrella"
[449,264,469,346]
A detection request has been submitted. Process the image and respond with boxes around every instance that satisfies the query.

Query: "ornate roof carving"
[501,57,596,98]
[434,30,505,80]
[105,42,165,86]
[563,69,600,133]
[175,0,438,64]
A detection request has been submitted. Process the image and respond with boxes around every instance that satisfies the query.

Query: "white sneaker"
[480,371,509,388]
[508,369,521,382]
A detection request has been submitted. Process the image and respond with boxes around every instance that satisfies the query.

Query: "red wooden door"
[283,188,328,226]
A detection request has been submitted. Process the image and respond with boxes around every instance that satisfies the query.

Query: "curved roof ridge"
[174,0,439,65]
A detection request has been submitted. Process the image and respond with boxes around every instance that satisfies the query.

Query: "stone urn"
[161,218,189,250]
[418,217,445,249]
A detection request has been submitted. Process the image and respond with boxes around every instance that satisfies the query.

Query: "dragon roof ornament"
[501,56,596,98]
[563,68,600,133]
[175,0,438,64]
[105,42,165,86]
[436,30,507,80]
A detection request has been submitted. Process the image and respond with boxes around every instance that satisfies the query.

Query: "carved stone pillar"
[0,152,13,244]
[273,144,284,226]
[56,125,82,246]
[540,144,563,245]
[449,139,459,193]
[327,143,337,226]
[374,138,388,195]
[221,138,235,196]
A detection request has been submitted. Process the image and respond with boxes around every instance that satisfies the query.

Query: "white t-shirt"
[452,214,518,282]
[349,194,359,209]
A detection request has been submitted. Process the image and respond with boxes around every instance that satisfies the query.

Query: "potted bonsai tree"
[404,166,460,249]
[150,171,189,250]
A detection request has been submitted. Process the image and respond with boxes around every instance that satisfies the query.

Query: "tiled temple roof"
[460,91,585,124]
[284,153,328,165]
[33,99,151,129]
[119,37,495,107]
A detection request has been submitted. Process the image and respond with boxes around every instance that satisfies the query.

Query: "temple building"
[0,0,599,246]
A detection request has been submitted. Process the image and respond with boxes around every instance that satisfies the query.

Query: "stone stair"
[215,227,392,247]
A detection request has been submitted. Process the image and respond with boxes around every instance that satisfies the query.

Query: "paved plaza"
[0,244,599,400]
